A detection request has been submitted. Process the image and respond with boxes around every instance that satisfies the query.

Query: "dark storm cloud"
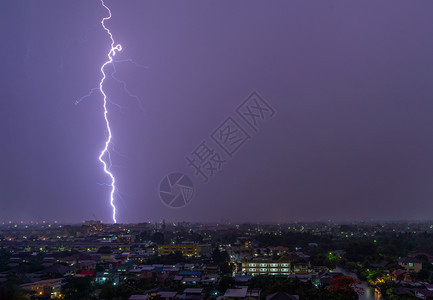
[1,1,433,223]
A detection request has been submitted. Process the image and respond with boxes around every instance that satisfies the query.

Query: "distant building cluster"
[1,220,433,299]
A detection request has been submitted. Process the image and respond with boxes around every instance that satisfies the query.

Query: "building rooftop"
[223,287,248,298]
[266,292,299,300]
[129,295,148,300]
[20,277,63,287]
[184,288,203,294]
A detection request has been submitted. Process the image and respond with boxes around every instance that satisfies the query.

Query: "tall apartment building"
[242,260,291,276]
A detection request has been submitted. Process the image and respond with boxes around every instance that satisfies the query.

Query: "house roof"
[234,275,251,284]
[392,269,408,277]
[79,260,96,266]
[408,252,433,259]
[184,288,203,294]
[80,270,96,276]
[398,257,421,264]
[41,264,71,274]
[223,287,248,298]
[157,291,178,298]
[139,266,155,271]
[266,292,299,300]
[120,261,134,267]
[370,261,389,268]
[416,289,433,298]
[392,287,412,296]
[129,295,148,300]
[183,278,200,282]
[268,246,289,252]
[163,267,179,272]
[129,269,144,273]
[20,278,63,287]
[179,270,201,276]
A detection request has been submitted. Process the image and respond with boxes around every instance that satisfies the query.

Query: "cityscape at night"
[2,0,433,299]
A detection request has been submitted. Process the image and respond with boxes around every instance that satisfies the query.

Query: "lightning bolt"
[98,0,121,223]
[75,1,145,223]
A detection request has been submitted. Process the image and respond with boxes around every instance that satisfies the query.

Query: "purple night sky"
[2,1,433,223]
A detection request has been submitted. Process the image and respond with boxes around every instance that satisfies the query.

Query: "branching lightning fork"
[75,1,143,223]
[98,0,121,223]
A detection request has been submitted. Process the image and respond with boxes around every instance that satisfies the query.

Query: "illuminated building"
[242,260,291,276]
[20,278,63,298]
[158,244,198,257]
[398,257,422,273]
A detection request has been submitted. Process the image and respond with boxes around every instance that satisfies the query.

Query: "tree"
[98,246,112,254]
[311,253,336,269]
[62,277,93,300]
[212,247,228,264]
[250,275,274,289]
[328,276,363,299]
[99,281,115,300]
[218,276,235,293]
[212,247,232,274]
[151,232,165,245]
[0,280,28,300]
